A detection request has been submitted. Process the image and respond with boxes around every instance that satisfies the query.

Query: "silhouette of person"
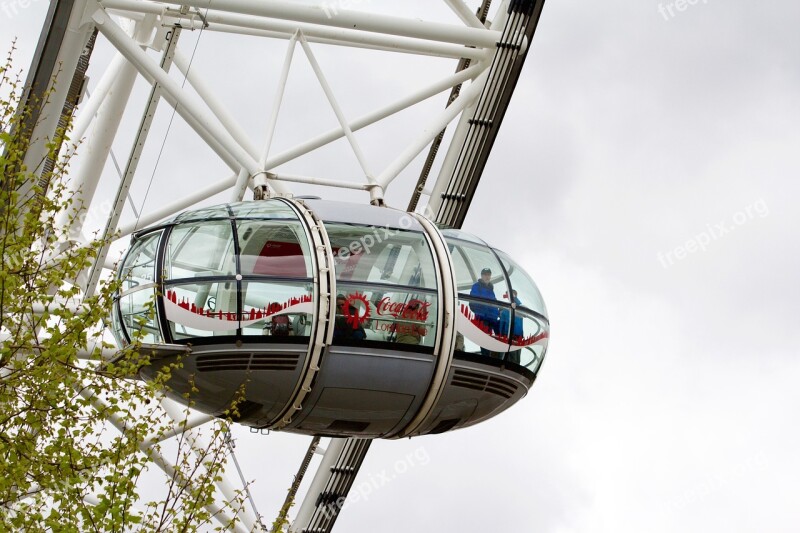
[499,290,523,364]
[394,299,427,345]
[470,267,499,356]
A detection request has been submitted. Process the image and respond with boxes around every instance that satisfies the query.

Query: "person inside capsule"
[393,299,428,345]
[470,267,500,355]
[499,289,523,363]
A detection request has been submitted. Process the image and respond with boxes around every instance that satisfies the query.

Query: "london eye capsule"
[112,198,549,438]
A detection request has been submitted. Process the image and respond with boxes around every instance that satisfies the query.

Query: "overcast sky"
[2,1,799,532]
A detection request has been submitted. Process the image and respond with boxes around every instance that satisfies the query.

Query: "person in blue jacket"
[470,268,499,356]
[499,290,524,364]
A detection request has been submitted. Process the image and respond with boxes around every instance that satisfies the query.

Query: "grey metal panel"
[410,360,532,436]
[138,343,309,424]
[302,199,424,231]
[295,388,415,437]
[287,345,435,437]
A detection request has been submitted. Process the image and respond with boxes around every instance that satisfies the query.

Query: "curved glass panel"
[118,288,162,343]
[334,283,437,348]
[111,297,127,346]
[237,220,312,278]
[455,299,548,371]
[509,310,549,371]
[240,280,313,337]
[165,221,236,280]
[173,204,231,222]
[164,281,238,339]
[445,238,510,303]
[455,297,511,358]
[325,224,437,290]
[309,200,423,230]
[439,227,487,246]
[229,200,297,219]
[120,231,160,292]
[495,250,548,318]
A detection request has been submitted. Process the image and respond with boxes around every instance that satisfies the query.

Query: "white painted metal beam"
[376,67,490,188]
[298,35,381,203]
[443,0,486,29]
[265,61,485,171]
[92,8,262,176]
[116,172,238,238]
[101,0,502,47]
[103,0,490,60]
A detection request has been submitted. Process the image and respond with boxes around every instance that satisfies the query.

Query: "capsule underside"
[113,198,549,438]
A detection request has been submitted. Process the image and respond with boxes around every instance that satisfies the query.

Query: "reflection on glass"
[228,201,296,219]
[119,288,161,343]
[456,297,510,358]
[166,221,236,280]
[120,232,160,292]
[174,204,231,222]
[116,201,548,368]
[455,295,548,370]
[112,296,126,346]
[333,283,437,348]
[240,281,313,337]
[164,281,238,339]
[496,250,547,317]
[162,280,314,340]
[439,228,486,245]
[325,224,437,290]
[446,238,510,302]
[509,311,549,371]
[238,221,312,278]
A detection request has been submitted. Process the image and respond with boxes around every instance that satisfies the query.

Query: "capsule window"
[510,310,549,371]
[333,282,437,349]
[173,204,231,222]
[119,231,160,292]
[445,238,510,303]
[325,224,437,290]
[495,250,547,317]
[240,280,313,337]
[455,297,510,358]
[165,221,237,280]
[228,201,296,219]
[164,281,239,339]
[118,287,162,344]
[237,220,312,279]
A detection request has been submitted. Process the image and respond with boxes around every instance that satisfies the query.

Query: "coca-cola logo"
[375,297,429,322]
